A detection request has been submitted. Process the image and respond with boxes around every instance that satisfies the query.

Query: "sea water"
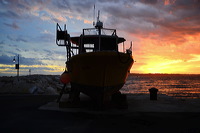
[121,74,200,99]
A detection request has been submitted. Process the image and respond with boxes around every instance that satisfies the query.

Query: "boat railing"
[83,28,116,36]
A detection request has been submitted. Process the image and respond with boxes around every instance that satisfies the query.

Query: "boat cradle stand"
[58,85,128,109]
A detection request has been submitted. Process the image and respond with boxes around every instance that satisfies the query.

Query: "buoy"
[60,70,70,84]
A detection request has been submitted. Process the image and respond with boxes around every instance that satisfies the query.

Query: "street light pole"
[17,54,19,77]
[13,54,20,79]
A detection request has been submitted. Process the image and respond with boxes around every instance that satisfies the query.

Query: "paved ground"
[0,95,200,133]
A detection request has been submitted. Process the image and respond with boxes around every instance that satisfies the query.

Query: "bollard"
[149,88,158,100]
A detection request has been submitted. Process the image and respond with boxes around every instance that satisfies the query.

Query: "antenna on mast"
[97,10,100,22]
[93,4,96,26]
[95,10,103,29]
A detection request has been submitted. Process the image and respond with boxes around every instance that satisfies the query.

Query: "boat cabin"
[56,20,126,61]
[71,28,126,54]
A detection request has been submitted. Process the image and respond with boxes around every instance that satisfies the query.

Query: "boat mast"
[93,4,96,27]
[95,10,103,35]
[95,10,103,50]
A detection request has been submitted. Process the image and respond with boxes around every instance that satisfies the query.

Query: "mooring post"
[149,88,158,100]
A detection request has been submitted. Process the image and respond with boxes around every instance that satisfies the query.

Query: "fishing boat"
[56,11,134,106]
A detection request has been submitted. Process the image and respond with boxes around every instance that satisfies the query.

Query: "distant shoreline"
[130,73,200,75]
[1,73,200,78]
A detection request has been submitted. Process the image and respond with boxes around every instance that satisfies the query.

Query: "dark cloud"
[0,10,21,19]
[172,0,200,9]
[15,48,22,52]
[1,0,199,41]
[20,56,44,65]
[98,0,120,2]
[0,40,5,45]
[53,0,71,10]
[140,0,158,4]
[72,0,93,12]
[0,0,44,20]
[4,22,20,29]
[98,0,200,44]
[0,0,200,75]
[7,35,27,43]
[54,50,66,55]
[102,1,161,35]
[37,33,54,43]
[0,54,44,66]
[0,55,16,65]
[43,49,54,59]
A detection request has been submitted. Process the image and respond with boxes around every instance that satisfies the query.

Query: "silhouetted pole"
[13,54,20,79]
[29,69,31,75]
[17,54,19,77]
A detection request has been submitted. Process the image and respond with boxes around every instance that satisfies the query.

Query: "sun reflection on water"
[121,74,200,99]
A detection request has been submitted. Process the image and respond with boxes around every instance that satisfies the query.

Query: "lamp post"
[29,69,31,76]
[13,54,20,78]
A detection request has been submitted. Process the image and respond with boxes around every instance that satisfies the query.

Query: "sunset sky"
[0,0,200,76]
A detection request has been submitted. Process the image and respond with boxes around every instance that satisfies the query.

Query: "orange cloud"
[129,30,200,74]
[84,19,92,24]
[164,0,176,5]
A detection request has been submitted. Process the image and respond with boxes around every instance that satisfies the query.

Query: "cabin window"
[84,44,94,53]
[100,38,117,51]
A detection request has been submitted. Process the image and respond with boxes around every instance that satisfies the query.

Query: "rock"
[0,75,60,94]
[29,86,38,94]
[0,82,13,93]
[36,87,45,94]
[45,86,58,95]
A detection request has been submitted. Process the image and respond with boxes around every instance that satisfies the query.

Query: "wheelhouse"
[71,28,125,54]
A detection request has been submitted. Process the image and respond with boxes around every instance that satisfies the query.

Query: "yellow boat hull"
[68,51,133,102]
